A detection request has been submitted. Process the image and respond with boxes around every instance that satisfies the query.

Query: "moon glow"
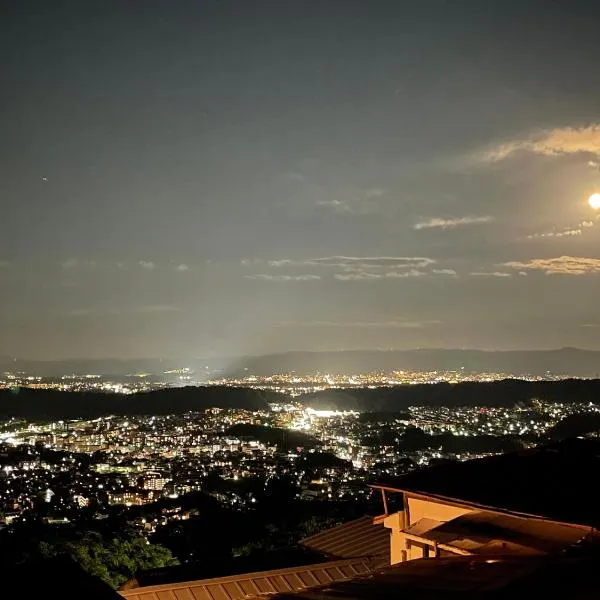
[588,193,600,210]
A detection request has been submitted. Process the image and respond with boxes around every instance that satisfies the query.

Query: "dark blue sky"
[2,0,600,358]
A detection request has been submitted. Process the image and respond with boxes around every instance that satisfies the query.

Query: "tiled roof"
[120,557,374,600]
[299,516,389,560]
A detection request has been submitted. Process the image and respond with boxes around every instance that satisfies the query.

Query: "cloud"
[60,258,96,269]
[315,199,355,214]
[384,269,427,279]
[267,256,436,270]
[470,271,512,277]
[480,125,600,163]
[503,256,600,275]
[334,271,385,281]
[281,171,306,182]
[67,305,179,317]
[526,220,594,240]
[334,269,428,281]
[135,304,179,313]
[527,229,582,239]
[414,216,493,230]
[280,319,441,329]
[174,264,189,272]
[67,308,100,317]
[256,256,447,282]
[581,323,600,328]
[139,261,155,270]
[61,258,79,269]
[244,274,321,282]
[315,188,385,215]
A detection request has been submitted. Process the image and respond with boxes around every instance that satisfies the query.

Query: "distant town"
[1,385,597,527]
[2,359,600,589]
[0,367,581,396]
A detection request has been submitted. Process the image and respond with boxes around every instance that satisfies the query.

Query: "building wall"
[383,494,473,565]
[406,497,471,527]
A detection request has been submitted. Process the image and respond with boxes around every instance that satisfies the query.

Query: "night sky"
[2,0,600,359]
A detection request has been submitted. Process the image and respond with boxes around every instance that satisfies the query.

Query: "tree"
[38,531,178,589]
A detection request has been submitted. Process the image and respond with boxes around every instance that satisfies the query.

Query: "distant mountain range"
[2,347,600,377]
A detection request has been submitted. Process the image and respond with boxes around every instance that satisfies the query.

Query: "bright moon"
[589,193,600,210]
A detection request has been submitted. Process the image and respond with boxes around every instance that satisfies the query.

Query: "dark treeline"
[2,378,600,421]
[300,379,600,411]
[0,387,277,420]
[225,423,318,450]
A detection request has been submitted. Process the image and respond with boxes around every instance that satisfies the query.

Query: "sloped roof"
[272,555,600,600]
[299,516,389,560]
[120,557,375,600]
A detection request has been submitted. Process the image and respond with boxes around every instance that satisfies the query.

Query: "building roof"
[404,510,589,556]
[299,516,389,560]
[127,547,325,589]
[271,555,600,600]
[373,438,600,528]
[119,557,375,600]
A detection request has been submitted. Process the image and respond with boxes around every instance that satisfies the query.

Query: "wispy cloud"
[250,256,447,282]
[136,304,179,313]
[67,304,179,317]
[280,319,441,329]
[365,188,385,198]
[470,271,512,277]
[244,274,321,282]
[60,258,97,269]
[174,263,189,272]
[432,268,458,276]
[67,308,101,317]
[281,171,306,182]
[61,258,79,269]
[316,188,386,215]
[266,256,436,270]
[503,256,600,275]
[526,220,595,240]
[139,260,155,270]
[315,199,355,214]
[414,216,493,230]
[335,269,428,281]
[480,125,600,163]
[333,271,383,281]
[527,229,582,239]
